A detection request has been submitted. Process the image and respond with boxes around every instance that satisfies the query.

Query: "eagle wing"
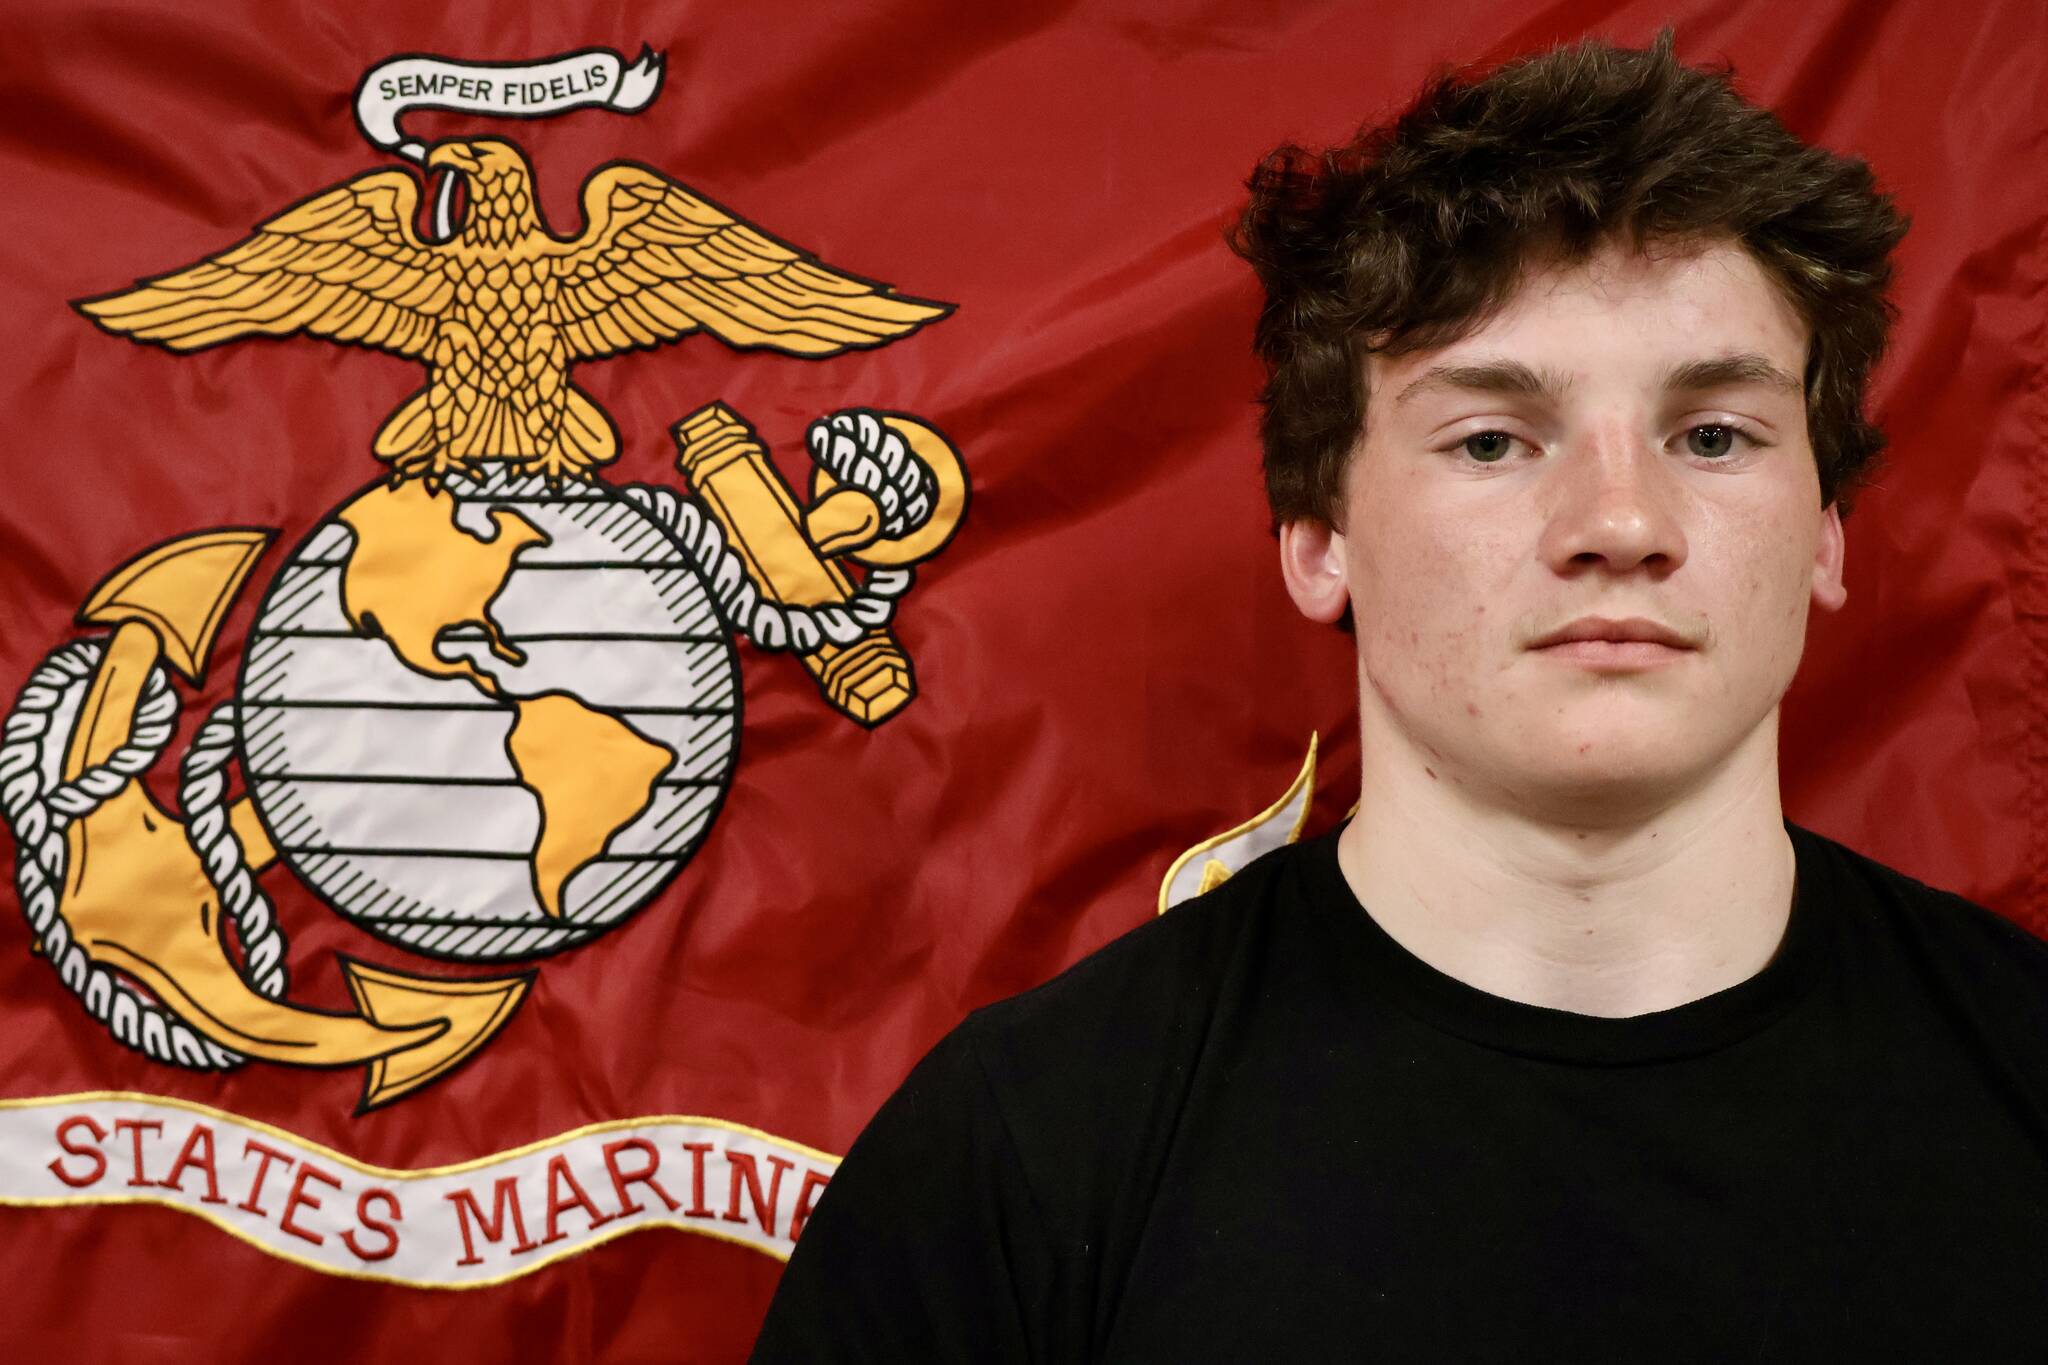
[547,163,949,360]
[77,171,452,357]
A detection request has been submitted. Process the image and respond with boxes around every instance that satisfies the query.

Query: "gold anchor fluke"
[55,531,531,1110]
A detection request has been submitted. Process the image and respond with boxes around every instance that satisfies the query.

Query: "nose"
[1535,426,1688,578]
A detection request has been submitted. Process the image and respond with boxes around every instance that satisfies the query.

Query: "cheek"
[1349,515,1506,688]
[1766,545,1819,666]
[1703,502,1821,681]
[1731,490,1818,591]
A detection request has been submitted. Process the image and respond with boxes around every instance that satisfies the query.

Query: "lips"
[1530,616,1696,650]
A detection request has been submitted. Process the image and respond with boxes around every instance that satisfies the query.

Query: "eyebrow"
[1660,352,1804,396]
[1392,351,1804,407]
[1394,360,1573,407]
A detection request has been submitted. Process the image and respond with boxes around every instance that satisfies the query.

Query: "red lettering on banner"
[29,1107,832,1272]
[540,1153,614,1245]
[343,1188,403,1263]
[789,1168,832,1242]
[682,1141,714,1216]
[237,1138,293,1215]
[47,1116,109,1188]
[29,1109,831,1267]
[161,1123,225,1204]
[446,1176,539,1266]
[723,1151,794,1236]
[280,1161,342,1246]
[602,1137,680,1215]
[111,1117,163,1187]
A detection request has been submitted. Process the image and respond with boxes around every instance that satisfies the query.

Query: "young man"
[751,36,2048,1362]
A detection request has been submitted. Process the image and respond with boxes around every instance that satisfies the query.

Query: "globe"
[236,461,741,962]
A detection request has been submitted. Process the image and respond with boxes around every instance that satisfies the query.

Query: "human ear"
[1278,518,1351,624]
[1811,501,1847,613]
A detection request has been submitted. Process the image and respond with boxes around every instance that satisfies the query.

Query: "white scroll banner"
[0,1093,838,1288]
[355,46,667,163]
[1158,735,1319,914]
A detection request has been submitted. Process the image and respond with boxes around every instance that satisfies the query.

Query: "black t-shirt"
[751,822,2048,1362]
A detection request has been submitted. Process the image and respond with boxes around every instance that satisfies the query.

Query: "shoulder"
[1794,821,2047,951]
[1791,821,2048,1007]
[959,834,1312,1086]
[944,836,1321,1232]
[755,846,1319,1360]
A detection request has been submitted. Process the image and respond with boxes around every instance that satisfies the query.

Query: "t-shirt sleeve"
[748,1020,1055,1364]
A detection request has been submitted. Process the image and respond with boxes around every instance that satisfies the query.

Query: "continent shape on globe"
[337,480,672,917]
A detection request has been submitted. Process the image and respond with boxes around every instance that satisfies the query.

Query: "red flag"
[1,2,2041,1359]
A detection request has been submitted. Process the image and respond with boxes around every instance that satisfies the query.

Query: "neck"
[1335,709,1796,1018]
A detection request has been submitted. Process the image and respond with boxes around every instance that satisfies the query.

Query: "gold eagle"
[77,137,950,482]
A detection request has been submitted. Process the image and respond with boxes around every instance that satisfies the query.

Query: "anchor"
[44,531,531,1111]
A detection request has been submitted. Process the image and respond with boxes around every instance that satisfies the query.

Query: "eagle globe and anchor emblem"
[2,46,969,1111]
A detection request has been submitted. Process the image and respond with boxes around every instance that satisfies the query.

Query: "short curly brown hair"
[1231,31,1908,528]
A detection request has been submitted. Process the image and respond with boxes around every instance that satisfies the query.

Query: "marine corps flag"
[1,2,2041,1359]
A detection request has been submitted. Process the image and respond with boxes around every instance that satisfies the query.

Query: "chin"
[1488,732,1714,822]
[1508,766,1695,825]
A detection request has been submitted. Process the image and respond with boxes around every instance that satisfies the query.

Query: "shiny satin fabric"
[0,1,2040,1359]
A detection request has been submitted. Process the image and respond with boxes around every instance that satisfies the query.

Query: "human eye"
[1450,430,1528,465]
[1679,422,1763,460]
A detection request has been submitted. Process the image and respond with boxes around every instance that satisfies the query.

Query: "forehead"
[1370,237,1811,399]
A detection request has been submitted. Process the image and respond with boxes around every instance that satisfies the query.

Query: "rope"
[180,704,290,1001]
[620,409,927,654]
[0,640,286,1071]
[805,409,940,542]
